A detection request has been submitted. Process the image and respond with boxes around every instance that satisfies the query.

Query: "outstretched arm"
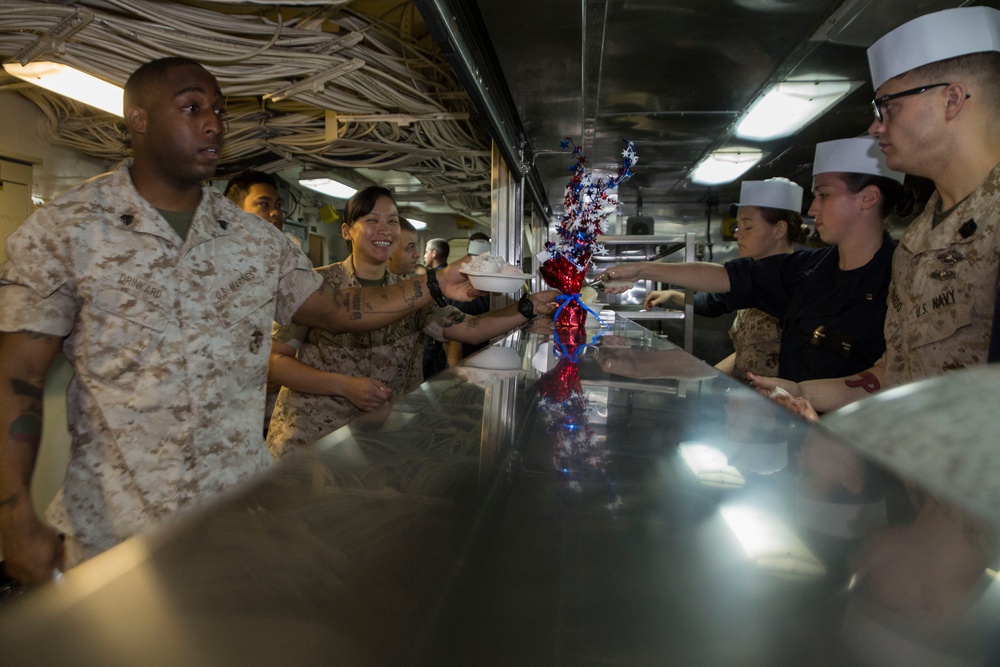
[0,331,64,584]
[292,260,479,334]
[599,262,731,295]
[443,291,560,344]
[747,364,886,413]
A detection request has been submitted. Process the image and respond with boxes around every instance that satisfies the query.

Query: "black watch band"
[518,292,536,320]
[425,267,448,307]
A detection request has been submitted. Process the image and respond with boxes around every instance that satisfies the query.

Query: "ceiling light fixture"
[735,78,860,141]
[406,218,429,230]
[689,149,763,185]
[297,172,358,200]
[3,61,123,116]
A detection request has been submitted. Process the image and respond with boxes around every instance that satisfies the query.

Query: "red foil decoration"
[535,358,584,403]
[555,300,586,329]
[539,254,589,295]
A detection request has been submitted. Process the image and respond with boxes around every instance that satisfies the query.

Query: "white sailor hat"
[738,178,803,212]
[868,6,1000,90]
[813,137,905,184]
[467,237,491,256]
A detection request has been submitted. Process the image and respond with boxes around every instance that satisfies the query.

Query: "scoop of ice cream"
[468,253,507,273]
[500,264,523,276]
[579,286,598,304]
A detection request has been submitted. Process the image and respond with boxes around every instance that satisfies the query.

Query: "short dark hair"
[122,57,211,151]
[398,216,416,233]
[124,57,205,110]
[908,51,1000,108]
[223,170,278,206]
[469,231,490,242]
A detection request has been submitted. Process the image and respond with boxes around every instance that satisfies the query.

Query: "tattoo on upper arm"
[845,371,881,394]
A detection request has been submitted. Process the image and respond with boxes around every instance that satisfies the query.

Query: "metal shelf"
[591,233,696,353]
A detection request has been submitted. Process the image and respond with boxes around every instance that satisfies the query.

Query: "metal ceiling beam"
[412,0,552,218]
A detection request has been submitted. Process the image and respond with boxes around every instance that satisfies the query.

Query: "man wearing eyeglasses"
[750,6,1000,411]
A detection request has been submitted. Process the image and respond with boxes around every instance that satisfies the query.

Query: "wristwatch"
[518,292,536,320]
[425,267,448,307]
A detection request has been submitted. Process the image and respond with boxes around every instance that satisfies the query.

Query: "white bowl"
[463,346,523,370]
[583,304,610,328]
[462,269,532,293]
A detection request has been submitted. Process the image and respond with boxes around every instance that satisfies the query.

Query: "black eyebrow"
[173,85,224,102]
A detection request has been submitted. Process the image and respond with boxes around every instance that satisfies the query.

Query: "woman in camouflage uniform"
[267,186,558,457]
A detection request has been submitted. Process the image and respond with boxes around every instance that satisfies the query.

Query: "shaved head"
[124,56,207,110]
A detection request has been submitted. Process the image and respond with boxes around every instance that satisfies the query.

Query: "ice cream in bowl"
[460,253,533,292]
[579,286,605,327]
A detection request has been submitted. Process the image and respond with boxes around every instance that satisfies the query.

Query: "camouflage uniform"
[267,258,459,458]
[882,161,1000,387]
[683,294,780,380]
[0,160,322,559]
[729,308,781,380]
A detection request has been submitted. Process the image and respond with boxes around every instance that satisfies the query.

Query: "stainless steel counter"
[1,316,997,666]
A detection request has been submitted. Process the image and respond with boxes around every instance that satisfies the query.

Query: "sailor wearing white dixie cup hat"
[746,6,1000,413]
[738,177,803,212]
[868,6,1000,387]
[640,177,803,381]
[601,138,909,385]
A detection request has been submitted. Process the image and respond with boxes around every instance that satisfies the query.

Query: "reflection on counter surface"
[1,317,998,666]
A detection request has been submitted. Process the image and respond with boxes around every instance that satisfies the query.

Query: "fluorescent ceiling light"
[406,218,428,230]
[298,173,357,199]
[736,78,860,141]
[690,149,762,185]
[3,61,123,116]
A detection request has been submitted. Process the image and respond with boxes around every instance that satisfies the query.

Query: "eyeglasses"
[871,82,949,122]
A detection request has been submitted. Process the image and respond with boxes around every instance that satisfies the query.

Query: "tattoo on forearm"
[330,278,434,325]
[845,372,881,394]
[351,289,363,320]
[12,380,43,401]
[0,492,20,510]
[10,381,44,444]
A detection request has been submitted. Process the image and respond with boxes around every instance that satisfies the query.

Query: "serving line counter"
[1,315,998,666]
